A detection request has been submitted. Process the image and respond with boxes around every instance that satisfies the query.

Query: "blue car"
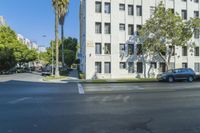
[157,68,196,82]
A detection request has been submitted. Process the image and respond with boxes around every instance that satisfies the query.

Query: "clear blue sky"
[0,0,80,47]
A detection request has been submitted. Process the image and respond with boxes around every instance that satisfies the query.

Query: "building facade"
[80,0,200,79]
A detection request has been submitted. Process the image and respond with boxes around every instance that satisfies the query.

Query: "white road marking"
[8,97,31,104]
[102,96,109,102]
[115,95,122,100]
[123,96,130,102]
[78,83,84,94]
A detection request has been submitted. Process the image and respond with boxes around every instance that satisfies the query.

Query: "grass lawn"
[43,76,68,81]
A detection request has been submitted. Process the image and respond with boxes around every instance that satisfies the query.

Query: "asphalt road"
[1,73,200,133]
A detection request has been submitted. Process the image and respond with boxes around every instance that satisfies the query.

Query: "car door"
[174,69,182,80]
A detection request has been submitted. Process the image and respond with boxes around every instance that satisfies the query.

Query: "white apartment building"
[80,0,200,79]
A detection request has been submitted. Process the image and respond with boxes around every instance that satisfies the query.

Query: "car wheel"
[188,76,193,82]
[168,76,174,83]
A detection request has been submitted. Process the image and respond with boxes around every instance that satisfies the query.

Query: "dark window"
[182,46,187,56]
[151,62,157,69]
[104,2,111,14]
[104,23,111,34]
[137,44,142,55]
[119,4,125,11]
[159,63,166,72]
[95,2,102,13]
[120,62,126,69]
[137,62,143,73]
[128,62,134,73]
[136,5,142,16]
[128,24,134,35]
[104,62,111,73]
[181,10,187,20]
[128,44,134,55]
[95,22,102,34]
[95,43,101,54]
[182,63,188,68]
[128,5,134,15]
[195,47,199,56]
[194,28,199,39]
[119,23,125,31]
[194,11,199,18]
[104,43,111,54]
[169,46,175,56]
[95,62,102,73]
[194,63,200,72]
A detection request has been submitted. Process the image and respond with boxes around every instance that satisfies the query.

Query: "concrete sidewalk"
[82,82,200,94]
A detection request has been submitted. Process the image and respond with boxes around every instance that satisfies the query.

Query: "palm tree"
[59,0,69,68]
[52,0,69,77]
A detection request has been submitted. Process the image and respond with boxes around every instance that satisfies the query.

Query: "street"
[1,73,200,133]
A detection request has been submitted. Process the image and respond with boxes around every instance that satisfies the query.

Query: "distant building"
[38,46,47,53]
[0,16,7,27]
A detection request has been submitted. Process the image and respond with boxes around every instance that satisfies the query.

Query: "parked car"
[157,68,196,82]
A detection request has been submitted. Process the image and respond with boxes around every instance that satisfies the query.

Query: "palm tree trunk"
[61,24,65,68]
[55,7,60,77]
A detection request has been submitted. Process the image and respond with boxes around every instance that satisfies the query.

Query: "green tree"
[0,26,18,71]
[0,26,37,71]
[139,3,193,71]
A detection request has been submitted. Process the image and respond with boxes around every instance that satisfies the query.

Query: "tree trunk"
[55,4,60,77]
[61,24,65,68]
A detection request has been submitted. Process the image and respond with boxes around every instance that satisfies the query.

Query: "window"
[95,22,101,34]
[194,0,199,3]
[95,1,102,13]
[136,6,142,16]
[182,46,187,56]
[95,62,102,73]
[182,0,187,2]
[128,24,134,35]
[137,62,143,73]
[95,43,101,54]
[151,62,157,69]
[194,63,200,72]
[169,8,174,14]
[104,43,111,54]
[104,2,111,14]
[181,10,187,20]
[119,24,125,31]
[182,63,188,68]
[137,44,142,55]
[194,28,199,39]
[136,25,142,35]
[194,11,199,18]
[119,4,125,11]
[128,5,134,15]
[104,23,111,34]
[128,44,134,55]
[120,62,126,69]
[128,62,134,73]
[159,63,166,72]
[104,62,111,73]
[195,47,199,56]
[169,46,175,56]
[119,44,125,55]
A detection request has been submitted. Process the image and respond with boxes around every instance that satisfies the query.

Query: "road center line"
[8,97,32,104]
[78,83,84,94]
